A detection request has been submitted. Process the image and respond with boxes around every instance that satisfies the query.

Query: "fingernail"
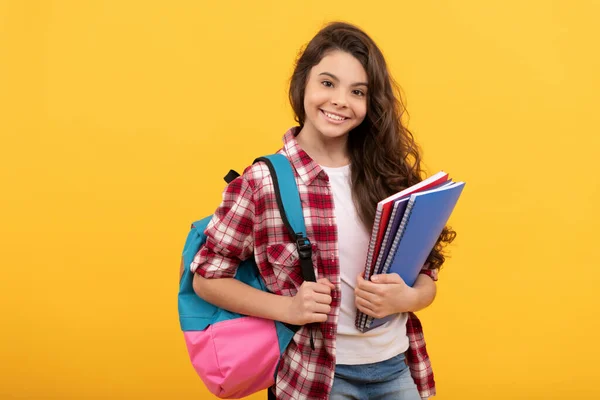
[372,275,379,282]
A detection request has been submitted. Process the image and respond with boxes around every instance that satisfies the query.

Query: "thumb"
[317,277,336,289]
[371,273,402,284]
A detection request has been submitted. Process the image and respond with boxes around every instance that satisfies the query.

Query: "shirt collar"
[281,126,327,186]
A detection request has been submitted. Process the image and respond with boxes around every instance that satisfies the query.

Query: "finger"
[356,273,364,284]
[312,302,332,315]
[310,312,329,323]
[355,295,376,311]
[357,278,381,295]
[355,287,379,305]
[317,277,336,289]
[311,282,333,295]
[355,305,375,319]
[312,292,332,305]
[371,273,403,284]
[355,299,376,318]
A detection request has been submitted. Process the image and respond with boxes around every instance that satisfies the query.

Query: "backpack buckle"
[295,234,312,260]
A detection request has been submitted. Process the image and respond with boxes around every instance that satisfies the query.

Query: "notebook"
[361,181,465,331]
[374,180,456,277]
[366,171,450,282]
[354,172,450,329]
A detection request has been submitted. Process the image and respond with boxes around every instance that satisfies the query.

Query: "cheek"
[354,101,368,121]
[304,86,328,110]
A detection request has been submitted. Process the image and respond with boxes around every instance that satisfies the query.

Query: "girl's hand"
[355,273,417,319]
[286,278,335,325]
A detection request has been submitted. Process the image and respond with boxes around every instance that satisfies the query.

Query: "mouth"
[320,109,349,123]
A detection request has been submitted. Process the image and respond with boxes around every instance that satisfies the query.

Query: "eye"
[321,80,333,88]
[353,89,365,97]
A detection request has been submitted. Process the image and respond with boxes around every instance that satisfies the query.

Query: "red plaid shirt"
[192,127,437,399]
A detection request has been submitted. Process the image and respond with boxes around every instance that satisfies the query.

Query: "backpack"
[178,154,316,399]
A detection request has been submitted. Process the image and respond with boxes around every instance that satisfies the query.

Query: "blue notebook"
[374,180,456,278]
[363,181,465,331]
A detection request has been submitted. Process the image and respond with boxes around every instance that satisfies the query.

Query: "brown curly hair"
[289,21,456,271]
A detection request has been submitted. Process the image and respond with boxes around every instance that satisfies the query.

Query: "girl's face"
[302,50,368,142]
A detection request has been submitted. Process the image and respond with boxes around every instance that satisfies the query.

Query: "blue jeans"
[330,353,422,400]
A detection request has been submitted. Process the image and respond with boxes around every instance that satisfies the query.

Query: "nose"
[331,89,348,107]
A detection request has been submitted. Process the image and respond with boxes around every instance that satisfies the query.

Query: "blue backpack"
[178,154,316,399]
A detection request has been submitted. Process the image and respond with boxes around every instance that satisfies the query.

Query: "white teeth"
[323,111,345,121]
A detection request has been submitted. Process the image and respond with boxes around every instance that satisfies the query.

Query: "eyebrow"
[318,72,368,88]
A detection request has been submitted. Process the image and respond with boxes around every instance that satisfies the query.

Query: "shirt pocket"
[266,242,319,275]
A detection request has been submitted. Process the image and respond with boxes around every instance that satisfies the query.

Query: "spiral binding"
[362,196,418,331]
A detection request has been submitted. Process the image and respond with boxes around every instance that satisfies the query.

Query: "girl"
[191,21,456,400]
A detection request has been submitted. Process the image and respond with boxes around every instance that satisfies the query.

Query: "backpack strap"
[223,169,240,183]
[254,154,317,283]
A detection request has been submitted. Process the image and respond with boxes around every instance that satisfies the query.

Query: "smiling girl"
[191,22,455,400]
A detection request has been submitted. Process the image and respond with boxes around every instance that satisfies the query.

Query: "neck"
[295,125,350,168]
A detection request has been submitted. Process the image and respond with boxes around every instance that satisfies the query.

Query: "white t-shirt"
[320,164,409,365]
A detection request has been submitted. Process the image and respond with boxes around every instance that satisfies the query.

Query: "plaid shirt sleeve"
[419,262,439,282]
[404,265,439,399]
[190,174,255,279]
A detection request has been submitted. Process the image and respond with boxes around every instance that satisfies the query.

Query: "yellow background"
[1,1,599,399]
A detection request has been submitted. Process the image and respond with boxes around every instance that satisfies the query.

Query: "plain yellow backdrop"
[1,1,599,399]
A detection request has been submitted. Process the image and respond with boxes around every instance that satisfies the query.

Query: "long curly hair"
[289,21,456,270]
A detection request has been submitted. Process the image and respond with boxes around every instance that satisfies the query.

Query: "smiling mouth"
[320,109,349,121]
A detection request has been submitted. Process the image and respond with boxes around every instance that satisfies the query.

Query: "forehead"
[311,50,367,82]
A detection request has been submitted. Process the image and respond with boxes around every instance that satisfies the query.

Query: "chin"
[320,128,352,139]
[314,121,356,139]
